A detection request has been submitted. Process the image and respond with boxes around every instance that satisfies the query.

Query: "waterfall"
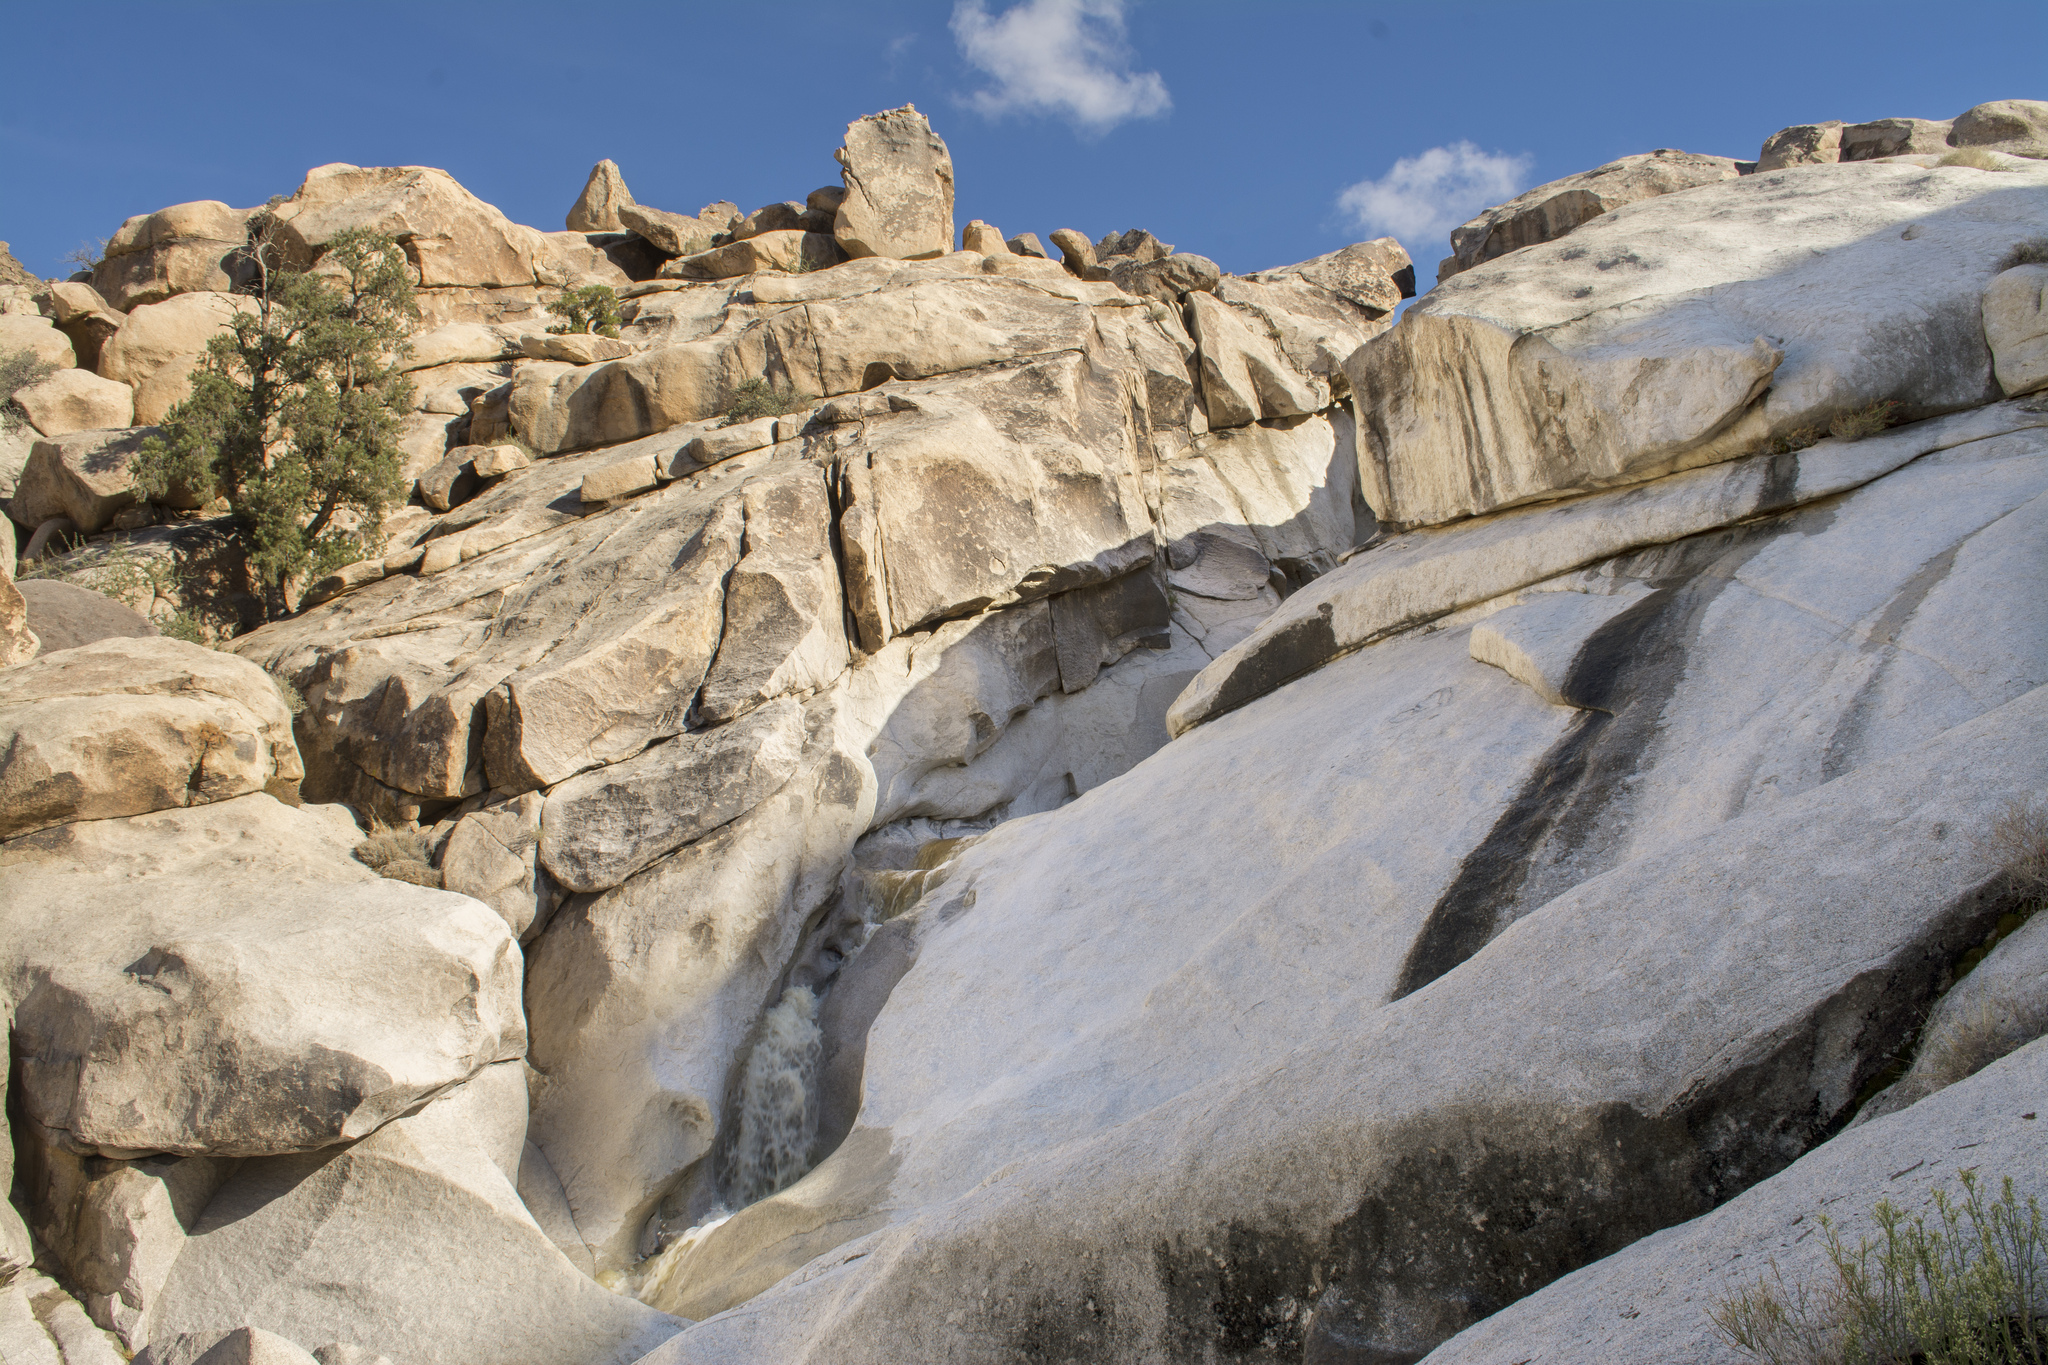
[719,986,824,1207]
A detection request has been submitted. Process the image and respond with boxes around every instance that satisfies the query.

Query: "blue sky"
[3,1,2042,283]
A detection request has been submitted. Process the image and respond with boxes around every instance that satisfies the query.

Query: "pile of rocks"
[3,96,2047,1365]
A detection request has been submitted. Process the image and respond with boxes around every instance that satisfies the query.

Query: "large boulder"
[42,281,128,372]
[91,202,253,313]
[832,106,955,261]
[98,292,255,426]
[1439,149,1743,280]
[1985,261,2048,396]
[1755,119,1843,170]
[270,164,543,290]
[1949,98,2048,159]
[1244,236,1415,313]
[0,791,525,1158]
[1840,114,1954,160]
[617,202,738,259]
[13,368,135,437]
[140,1067,682,1365]
[0,313,77,369]
[0,517,32,669]
[1350,159,2048,530]
[10,427,165,534]
[0,637,302,838]
[565,159,635,233]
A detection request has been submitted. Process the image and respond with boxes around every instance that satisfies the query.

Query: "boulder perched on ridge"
[565,159,635,233]
[92,201,252,312]
[832,106,955,261]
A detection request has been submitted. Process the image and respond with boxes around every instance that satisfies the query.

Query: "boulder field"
[1,99,2046,1364]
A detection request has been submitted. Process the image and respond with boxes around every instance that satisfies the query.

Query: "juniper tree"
[546,283,621,337]
[136,221,418,612]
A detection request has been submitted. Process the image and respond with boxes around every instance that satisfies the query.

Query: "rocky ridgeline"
[0,97,2045,1365]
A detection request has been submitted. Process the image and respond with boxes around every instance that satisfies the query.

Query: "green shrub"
[1829,401,1898,441]
[546,284,622,338]
[1766,427,1825,457]
[136,221,418,614]
[1,347,59,431]
[720,377,809,427]
[157,610,210,646]
[1711,1169,2046,1364]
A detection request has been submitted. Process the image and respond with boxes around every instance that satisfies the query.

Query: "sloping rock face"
[1353,159,2048,530]
[1438,148,1744,281]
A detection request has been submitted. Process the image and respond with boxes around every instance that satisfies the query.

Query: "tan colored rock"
[960,219,1005,254]
[271,164,542,289]
[11,429,162,535]
[617,202,738,257]
[539,696,805,894]
[42,282,127,371]
[1186,290,1324,428]
[1107,251,1220,303]
[416,448,480,512]
[0,240,38,289]
[662,230,841,280]
[833,106,956,261]
[0,564,33,668]
[1007,231,1048,259]
[1048,227,1106,280]
[98,292,255,425]
[517,331,632,364]
[402,321,519,370]
[440,792,552,938]
[92,201,252,312]
[13,368,134,437]
[1985,263,2048,396]
[0,636,302,839]
[577,454,661,504]
[1441,150,1742,279]
[0,313,77,369]
[482,492,745,792]
[1756,120,1844,170]
[566,159,635,233]
[731,201,810,240]
[1249,237,1415,313]
[469,443,530,478]
[1950,99,2048,159]
[681,415,779,465]
[1840,116,1954,160]
[697,467,849,722]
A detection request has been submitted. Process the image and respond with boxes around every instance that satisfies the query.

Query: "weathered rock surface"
[15,579,155,654]
[1841,115,1954,160]
[439,791,553,939]
[566,160,635,233]
[832,106,955,261]
[618,203,738,259]
[1354,159,2048,529]
[92,201,253,312]
[1440,149,1742,280]
[0,791,524,1158]
[42,281,128,372]
[271,164,543,291]
[1986,261,2048,396]
[1422,1039,2048,1364]
[98,292,255,426]
[642,664,2047,1362]
[1755,119,1843,170]
[1173,401,2048,733]
[1949,98,2048,159]
[10,427,165,533]
[0,313,78,369]
[0,637,302,838]
[13,367,135,436]
[142,1068,682,1365]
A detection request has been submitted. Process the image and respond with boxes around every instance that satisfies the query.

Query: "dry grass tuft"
[354,824,432,872]
[1828,400,1897,441]
[1939,147,2014,171]
[1988,798,2048,900]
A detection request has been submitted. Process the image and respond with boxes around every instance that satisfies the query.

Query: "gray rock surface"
[17,579,155,653]
[1354,159,2048,529]
[1421,1039,2048,1365]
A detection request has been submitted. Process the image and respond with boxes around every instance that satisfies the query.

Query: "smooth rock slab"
[832,106,955,262]
[10,427,166,534]
[13,370,135,438]
[1985,262,2048,396]
[0,793,524,1158]
[16,580,155,653]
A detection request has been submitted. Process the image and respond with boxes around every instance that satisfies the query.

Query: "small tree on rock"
[137,220,418,614]
[547,283,621,337]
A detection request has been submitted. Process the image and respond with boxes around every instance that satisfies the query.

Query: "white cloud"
[951,0,1170,134]
[1337,142,1533,250]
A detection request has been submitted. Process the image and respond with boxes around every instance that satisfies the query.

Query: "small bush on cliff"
[1,347,58,431]
[1829,401,1898,441]
[721,377,808,426]
[136,222,417,615]
[1711,1169,2046,1364]
[1940,148,2013,172]
[546,284,622,337]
